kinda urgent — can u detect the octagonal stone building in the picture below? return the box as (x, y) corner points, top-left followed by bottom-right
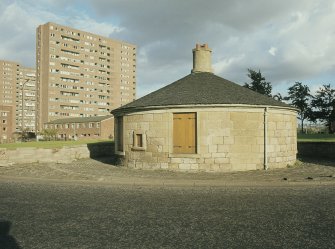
(112, 44), (297, 172)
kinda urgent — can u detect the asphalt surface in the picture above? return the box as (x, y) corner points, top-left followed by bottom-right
(0, 158), (334, 249)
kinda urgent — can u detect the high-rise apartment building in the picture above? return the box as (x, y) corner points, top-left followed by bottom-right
(16, 67), (36, 133)
(0, 60), (36, 141)
(36, 22), (136, 132)
(0, 60), (18, 108)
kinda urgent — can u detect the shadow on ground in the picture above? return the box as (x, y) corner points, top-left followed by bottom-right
(86, 141), (123, 166)
(0, 220), (22, 249)
(298, 157), (335, 167)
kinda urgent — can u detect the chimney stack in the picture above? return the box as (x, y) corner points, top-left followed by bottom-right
(191, 43), (213, 73)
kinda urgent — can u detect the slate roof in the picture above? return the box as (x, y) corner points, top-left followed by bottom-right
(46, 115), (113, 124)
(112, 72), (293, 114)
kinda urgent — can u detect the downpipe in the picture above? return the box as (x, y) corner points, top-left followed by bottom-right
(264, 107), (268, 170)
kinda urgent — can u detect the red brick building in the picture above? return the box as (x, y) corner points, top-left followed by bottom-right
(0, 105), (15, 143)
(44, 115), (113, 140)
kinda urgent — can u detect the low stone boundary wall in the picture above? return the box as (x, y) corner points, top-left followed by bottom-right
(297, 142), (335, 160)
(0, 142), (114, 166)
(1, 142), (332, 166)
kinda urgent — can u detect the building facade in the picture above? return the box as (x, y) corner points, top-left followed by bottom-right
(112, 44), (297, 172)
(0, 105), (15, 143)
(0, 60), (36, 139)
(16, 67), (36, 133)
(0, 60), (18, 114)
(36, 22), (136, 133)
(44, 115), (113, 140)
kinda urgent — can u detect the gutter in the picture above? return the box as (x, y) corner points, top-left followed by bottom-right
(112, 104), (298, 116)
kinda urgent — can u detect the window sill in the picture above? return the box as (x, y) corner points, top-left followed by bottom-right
(169, 153), (200, 158)
(131, 147), (146, 151)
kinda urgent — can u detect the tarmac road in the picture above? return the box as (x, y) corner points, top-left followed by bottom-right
(0, 179), (334, 249)
(0, 158), (334, 248)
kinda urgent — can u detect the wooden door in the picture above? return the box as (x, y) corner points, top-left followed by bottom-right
(173, 113), (196, 154)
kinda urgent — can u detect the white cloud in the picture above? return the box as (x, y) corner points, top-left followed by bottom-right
(213, 54), (245, 75)
(268, 47), (278, 56)
(1, 0), (335, 98)
(0, 1), (123, 67)
(67, 16), (124, 38)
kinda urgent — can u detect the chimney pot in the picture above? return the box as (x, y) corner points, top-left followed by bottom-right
(191, 43), (213, 73)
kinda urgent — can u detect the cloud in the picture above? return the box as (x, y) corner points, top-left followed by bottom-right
(85, 0), (335, 96)
(1, 0), (335, 98)
(66, 16), (124, 38)
(268, 47), (278, 56)
(0, 1), (124, 68)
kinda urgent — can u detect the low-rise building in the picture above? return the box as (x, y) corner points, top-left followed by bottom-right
(0, 105), (15, 143)
(112, 44), (298, 172)
(44, 115), (113, 140)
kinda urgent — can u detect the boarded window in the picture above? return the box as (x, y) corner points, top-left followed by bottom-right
(116, 117), (123, 152)
(173, 113), (196, 154)
(132, 131), (146, 150)
(136, 134), (143, 147)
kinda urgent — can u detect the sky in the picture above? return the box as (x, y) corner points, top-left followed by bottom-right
(0, 0), (335, 97)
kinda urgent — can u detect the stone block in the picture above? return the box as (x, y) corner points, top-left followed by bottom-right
(202, 153), (212, 158)
(179, 163), (191, 170)
(224, 137), (234, 145)
(214, 157), (230, 164)
(199, 145), (209, 154)
(212, 136), (224, 145)
(169, 163), (179, 170)
(212, 152), (227, 158)
(217, 145), (230, 153)
(231, 144), (251, 153)
(142, 114), (154, 122)
(205, 158), (214, 164)
(170, 157), (182, 163)
(182, 158), (197, 164)
(208, 145), (218, 153)
(153, 114), (163, 122)
(138, 122), (150, 131)
(157, 156), (168, 163)
(190, 163), (199, 170)
(160, 163), (169, 169)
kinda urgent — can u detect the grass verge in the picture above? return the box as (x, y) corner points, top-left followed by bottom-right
(0, 139), (113, 150)
(297, 133), (335, 142)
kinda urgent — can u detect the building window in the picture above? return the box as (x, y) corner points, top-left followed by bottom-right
(116, 117), (123, 152)
(173, 113), (197, 154)
(132, 131), (146, 151)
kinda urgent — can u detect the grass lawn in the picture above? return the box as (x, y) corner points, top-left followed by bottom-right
(0, 139), (113, 150)
(297, 133), (335, 142)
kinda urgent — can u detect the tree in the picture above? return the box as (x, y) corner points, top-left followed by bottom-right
(244, 69), (272, 97)
(284, 82), (312, 133)
(310, 84), (335, 133)
(41, 128), (58, 141)
(273, 93), (283, 102)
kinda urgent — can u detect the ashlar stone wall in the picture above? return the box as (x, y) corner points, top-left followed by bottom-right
(119, 107), (297, 172)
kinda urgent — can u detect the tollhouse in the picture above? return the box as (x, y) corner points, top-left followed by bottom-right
(111, 44), (297, 172)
